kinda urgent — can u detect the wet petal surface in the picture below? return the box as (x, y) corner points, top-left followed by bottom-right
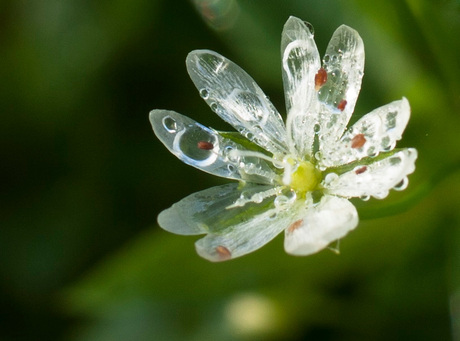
(158, 183), (270, 235)
(320, 98), (411, 168)
(281, 16), (321, 157)
(195, 200), (302, 262)
(284, 195), (358, 256)
(186, 50), (288, 155)
(317, 25), (365, 146)
(323, 148), (418, 199)
(150, 110), (280, 184)
(159, 183), (302, 261)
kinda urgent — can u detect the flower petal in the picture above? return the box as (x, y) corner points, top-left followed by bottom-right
(186, 50), (288, 155)
(284, 195), (358, 256)
(317, 25), (365, 145)
(159, 182), (302, 261)
(281, 16), (321, 157)
(195, 202), (302, 262)
(319, 98), (411, 168)
(150, 110), (280, 184)
(158, 183), (262, 235)
(323, 148), (418, 199)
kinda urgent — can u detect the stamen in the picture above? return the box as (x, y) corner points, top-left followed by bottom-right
(215, 245), (232, 260)
(287, 219), (303, 233)
(351, 134), (366, 149)
(197, 141), (214, 150)
(337, 99), (347, 111)
(355, 166), (367, 175)
(315, 68), (328, 91)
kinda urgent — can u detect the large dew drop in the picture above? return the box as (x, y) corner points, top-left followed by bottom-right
(162, 116), (178, 133)
(173, 124), (218, 167)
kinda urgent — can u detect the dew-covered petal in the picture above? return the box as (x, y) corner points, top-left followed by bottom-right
(159, 182), (301, 261)
(284, 195), (358, 256)
(195, 197), (303, 262)
(323, 148), (418, 199)
(158, 183), (269, 235)
(186, 50), (288, 155)
(281, 16), (321, 157)
(317, 25), (365, 144)
(319, 98), (411, 168)
(150, 109), (280, 184)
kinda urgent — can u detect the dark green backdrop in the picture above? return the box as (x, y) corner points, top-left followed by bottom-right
(1, 0), (459, 340)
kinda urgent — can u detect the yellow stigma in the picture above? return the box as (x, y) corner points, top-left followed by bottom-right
(290, 161), (321, 196)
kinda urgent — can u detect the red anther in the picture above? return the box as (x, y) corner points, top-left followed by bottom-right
(287, 219), (303, 233)
(197, 141), (214, 150)
(215, 245), (232, 260)
(355, 166), (367, 175)
(351, 134), (366, 149)
(315, 68), (328, 91)
(337, 99), (347, 111)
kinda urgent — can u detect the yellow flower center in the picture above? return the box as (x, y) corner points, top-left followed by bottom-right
(290, 161), (321, 196)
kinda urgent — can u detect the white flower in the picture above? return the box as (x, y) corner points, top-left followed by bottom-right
(149, 16), (417, 262)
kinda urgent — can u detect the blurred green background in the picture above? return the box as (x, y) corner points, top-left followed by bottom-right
(1, 0), (460, 340)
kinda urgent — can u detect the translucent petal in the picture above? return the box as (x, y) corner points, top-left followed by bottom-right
(195, 193), (303, 262)
(323, 148), (418, 199)
(158, 183), (268, 235)
(319, 98), (411, 168)
(150, 110), (280, 184)
(284, 195), (358, 256)
(158, 183), (302, 261)
(186, 50), (288, 155)
(317, 25), (365, 145)
(281, 16), (321, 157)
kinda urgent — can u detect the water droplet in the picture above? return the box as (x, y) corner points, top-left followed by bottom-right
(324, 172), (339, 185)
(162, 116), (177, 133)
(380, 136), (391, 150)
(386, 111), (397, 130)
(323, 54), (330, 63)
(314, 123), (321, 134)
(394, 177), (408, 191)
(227, 164), (236, 173)
(175, 125), (218, 166)
(360, 195), (370, 201)
(244, 163), (256, 174)
(224, 145), (239, 163)
(245, 131), (254, 140)
(200, 88), (210, 99)
(268, 212), (277, 220)
(366, 146), (377, 157)
(274, 189), (296, 209)
(315, 151), (322, 160)
(240, 191), (251, 201)
(274, 195), (288, 208)
(389, 157), (402, 166)
(303, 21), (314, 35)
(272, 153), (285, 169)
(252, 193), (263, 203)
(210, 102), (219, 112)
